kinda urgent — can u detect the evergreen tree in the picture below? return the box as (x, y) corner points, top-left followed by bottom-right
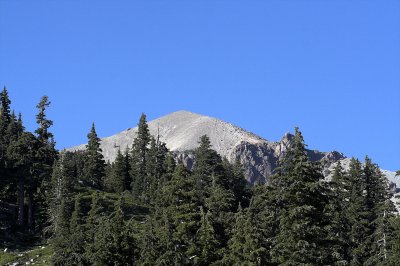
(162, 165), (201, 263)
(49, 155), (75, 236)
(223, 204), (248, 265)
(225, 184), (277, 265)
(6, 132), (39, 227)
(364, 158), (397, 265)
(68, 195), (88, 265)
(346, 158), (370, 265)
(387, 216), (400, 266)
(224, 157), (252, 209)
(0, 86), (12, 140)
(271, 127), (333, 265)
(205, 177), (235, 252)
(85, 192), (105, 264)
(91, 198), (137, 265)
(145, 136), (158, 202)
(231, 185), (282, 265)
(50, 156), (76, 265)
(161, 153), (176, 184)
(328, 160), (352, 264)
(32, 95), (57, 231)
(0, 86), (12, 192)
(83, 123), (105, 189)
(138, 217), (161, 265)
(193, 209), (220, 265)
(123, 148), (132, 190)
(193, 135), (224, 202)
(130, 113), (151, 201)
(107, 149), (130, 193)
(35, 96), (54, 145)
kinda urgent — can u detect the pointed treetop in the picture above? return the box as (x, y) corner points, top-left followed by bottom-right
(0, 86), (11, 123)
(35, 95), (54, 143)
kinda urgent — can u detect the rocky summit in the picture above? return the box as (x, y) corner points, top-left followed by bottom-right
(68, 110), (397, 186)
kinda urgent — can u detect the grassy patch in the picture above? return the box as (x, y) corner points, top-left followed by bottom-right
(0, 245), (52, 266)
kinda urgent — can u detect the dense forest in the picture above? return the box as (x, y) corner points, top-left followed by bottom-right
(0, 86), (400, 265)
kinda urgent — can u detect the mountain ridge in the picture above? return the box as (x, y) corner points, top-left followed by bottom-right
(68, 110), (397, 188)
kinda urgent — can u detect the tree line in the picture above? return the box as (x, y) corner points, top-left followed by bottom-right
(1, 86), (400, 265)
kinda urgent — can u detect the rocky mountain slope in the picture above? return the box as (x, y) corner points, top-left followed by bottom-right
(68, 110), (396, 185)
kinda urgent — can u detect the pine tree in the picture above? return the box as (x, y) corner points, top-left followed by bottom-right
(6, 132), (38, 227)
(130, 141), (142, 200)
(50, 156), (76, 265)
(145, 136), (158, 202)
(107, 149), (130, 193)
(35, 96), (54, 145)
(49, 155), (75, 236)
(0, 86), (12, 140)
(123, 148), (132, 190)
(223, 204), (248, 265)
(328, 160), (352, 264)
(32, 95), (57, 231)
(130, 113), (151, 201)
(346, 157), (370, 265)
(387, 216), (400, 266)
(364, 158), (397, 265)
(91, 198), (137, 265)
(193, 209), (220, 265)
(224, 157), (252, 209)
(0, 111), (21, 203)
(83, 123), (105, 189)
(162, 165), (201, 263)
(205, 176), (235, 253)
(271, 127), (333, 265)
(161, 153), (176, 184)
(138, 217), (160, 265)
(229, 184), (277, 265)
(68, 195), (88, 265)
(193, 135), (224, 202)
(85, 192), (106, 264)
(0, 86), (12, 193)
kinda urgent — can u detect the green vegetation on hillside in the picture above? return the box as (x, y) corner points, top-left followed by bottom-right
(1, 86), (399, 265)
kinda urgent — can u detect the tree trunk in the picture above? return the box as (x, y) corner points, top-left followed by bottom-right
(17, 180), (24, 226)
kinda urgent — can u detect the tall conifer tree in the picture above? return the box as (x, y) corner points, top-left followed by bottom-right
(271, 127), (333, 265)
(130, 113), (151, 200)
(83, 123), (105, 189)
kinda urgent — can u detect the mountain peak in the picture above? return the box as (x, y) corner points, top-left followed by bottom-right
(70, 110), (266, 162)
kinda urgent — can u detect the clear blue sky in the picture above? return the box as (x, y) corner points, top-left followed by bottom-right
(0, 1), (399, 170)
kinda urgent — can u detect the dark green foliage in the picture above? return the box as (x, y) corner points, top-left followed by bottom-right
(163, 164), (201, 261)
(33, 96), (57, 232)
(83, 123), (105, 189)
(224, 184), (277, 265)
(327, 160), (352, 264)
(193, 210), (220, 265)
(106, 149), (131, 193)
(130, 113), (151, 201)
(0, 87), (13, 200)
(271, 127), (333, 265)
(224, 157), (252, 209)
(1, 92), (399, 266)
(387, 216), (400, 265)
(0, 86), (12, 140)
(192, 134), (228, 215)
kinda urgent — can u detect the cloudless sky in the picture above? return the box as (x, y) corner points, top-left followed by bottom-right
(0, 0), (399, 170)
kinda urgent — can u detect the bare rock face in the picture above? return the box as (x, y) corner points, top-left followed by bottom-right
(68, 110), (394, 185)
